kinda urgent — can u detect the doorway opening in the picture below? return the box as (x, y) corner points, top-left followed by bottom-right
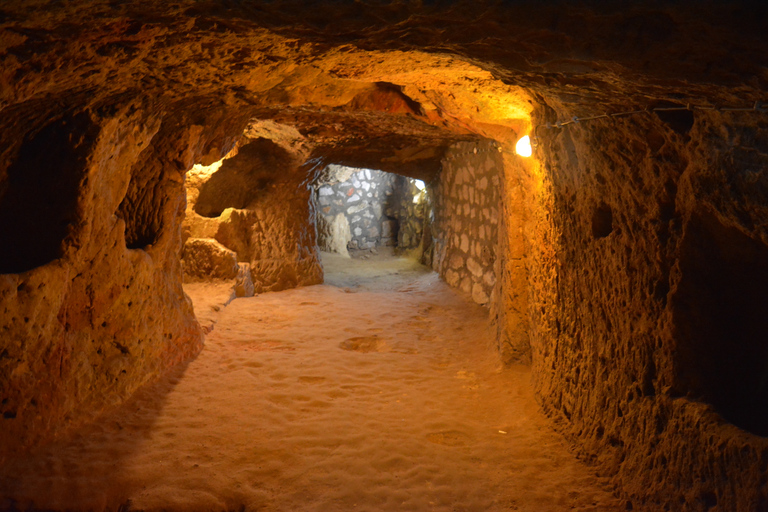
(313, 165), (429, 258)
(312, 164), (434, 291)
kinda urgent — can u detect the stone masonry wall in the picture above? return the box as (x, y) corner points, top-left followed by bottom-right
(432, 140), (502, 306)
(393, 177), (429, 252)
(315, 167), (399, 250)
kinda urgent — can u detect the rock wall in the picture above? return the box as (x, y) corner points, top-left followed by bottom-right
(2, 2), (768, 508)
(183, 138), (323, 293)
(528, 107), (768, 511)
(392, 177), (429, 253)
(432, 140), (502, 307)
(495, 149), (532, 365)
(0, 102), (223, 460)
(315, 167), (399, 251)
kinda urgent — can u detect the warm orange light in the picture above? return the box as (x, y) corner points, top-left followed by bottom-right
(515, 135), (532, 157)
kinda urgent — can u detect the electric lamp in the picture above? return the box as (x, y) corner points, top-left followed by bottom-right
(515, 135), (532, 157)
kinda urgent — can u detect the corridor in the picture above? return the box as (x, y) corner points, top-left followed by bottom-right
(1, 253), (620, 511)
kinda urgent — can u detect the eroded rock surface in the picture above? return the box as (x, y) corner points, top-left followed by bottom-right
(181, 238), (238, 281)
(183, 136), (323, 293)
(317, 213), (352, 257)
(1, 1), (768, 510)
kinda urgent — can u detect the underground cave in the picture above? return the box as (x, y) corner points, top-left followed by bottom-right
(1, 1), (768, 511)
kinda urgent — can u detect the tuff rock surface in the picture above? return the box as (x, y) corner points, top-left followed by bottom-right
(1, 1), (768, 510)
(181, 238), (238, 281)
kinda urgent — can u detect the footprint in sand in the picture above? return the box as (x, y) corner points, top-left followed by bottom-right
(426, 430), (472, 446)
(339, 336), (389, 353)
(298, 376), (326, 384)
(456, 370), (480, 390)
(235, 340), (295, 353)
(343, 327), (384, 334)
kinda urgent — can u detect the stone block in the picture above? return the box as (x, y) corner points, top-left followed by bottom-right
(317, 213), (351, 257)
(472, 283), (489, 305)
(347, 201), (368, 214)
(382, 220), (396, 237)
(460, 234), (469, 253)
(183, 238), (239, 280)
(445, 269), (460, 287)
(449, 252), (464, 270)
(234, 262), (255, 297)
(467, 257), (483, 278)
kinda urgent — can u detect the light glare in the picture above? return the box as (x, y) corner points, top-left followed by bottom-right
(516, 135), (532, 157)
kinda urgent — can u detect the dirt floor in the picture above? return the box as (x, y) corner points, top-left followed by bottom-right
(0, 251), (622, 511)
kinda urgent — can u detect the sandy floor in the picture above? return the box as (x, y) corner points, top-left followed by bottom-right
(0, 252), (622, 511)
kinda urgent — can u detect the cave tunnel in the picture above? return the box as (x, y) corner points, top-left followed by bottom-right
(1, 1), (768, 511)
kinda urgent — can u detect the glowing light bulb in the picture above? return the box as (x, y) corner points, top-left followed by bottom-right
(515, 135), (532, 157)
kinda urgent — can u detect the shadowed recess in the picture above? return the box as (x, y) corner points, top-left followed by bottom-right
(194, 138), (294, 218)
(673, 211), (768, 436)
(0, 113), (98, 273)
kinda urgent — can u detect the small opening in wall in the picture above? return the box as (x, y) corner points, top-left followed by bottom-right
(654, 109), (695, 136)
(119, 157), (165, 250)
(591, 202), (613, 239)
(194, 138), (292, 218)
(0, 113), (98, 273)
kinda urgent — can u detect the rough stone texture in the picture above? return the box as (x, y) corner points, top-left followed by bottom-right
(432, 141), (501, 309)
(528, 109), (768, 512)
(314, 167), (398, 250)
(233, 263), (255, 298)
(496, 153), (532, 365)
(392, 177), (429, 254)
(181, 238), (238, 281)
(183, 137), (324, 294)
(316, 213), (352, 257)
(0, 104), (210, 460)
(2, 1), (768, 509)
